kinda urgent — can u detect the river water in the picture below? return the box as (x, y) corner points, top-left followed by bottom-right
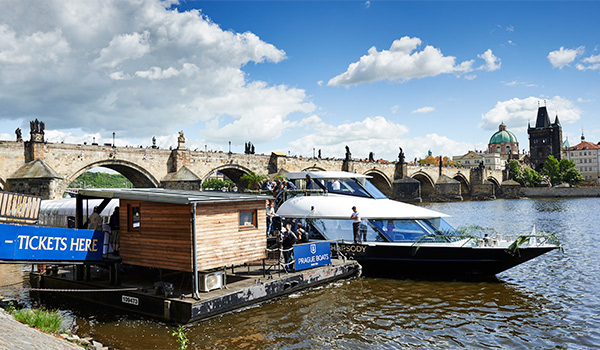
(1, 197), (599, 349)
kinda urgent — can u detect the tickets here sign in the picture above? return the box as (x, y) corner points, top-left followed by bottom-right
(0, 223), (104, 261)
(294, 242), (331, 271)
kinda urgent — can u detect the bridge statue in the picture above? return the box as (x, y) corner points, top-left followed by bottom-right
(29, 119), (45, 142)
(345, 145), (351, 161)
(398, 147), (405, 164)
(177, 131), (185, 149)
(15, 128), (22, 141)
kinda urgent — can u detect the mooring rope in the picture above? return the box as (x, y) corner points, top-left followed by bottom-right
(29, 287), (142, 293)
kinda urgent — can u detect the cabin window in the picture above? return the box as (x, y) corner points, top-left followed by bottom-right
(129, 204), (141, 230)
(239, 210), (257, 229)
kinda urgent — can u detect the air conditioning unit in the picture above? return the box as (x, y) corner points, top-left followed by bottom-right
(199, 271), (224, 292)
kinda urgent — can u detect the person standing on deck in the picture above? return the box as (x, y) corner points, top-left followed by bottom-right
(305, 174), (313, 190)
(109, 206), (120, 254)
(351, 206), (361, 243)
(87, 206), (102, 230)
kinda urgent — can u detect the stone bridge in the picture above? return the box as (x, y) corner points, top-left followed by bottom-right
(0, 129), (508, 201)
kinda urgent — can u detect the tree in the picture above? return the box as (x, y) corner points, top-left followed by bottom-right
(202, 178), (234, 191)
(240, 171), (268, 190)
(541, 155), (584, 186)
(562, 166), (584, 186)
(541, 155), (561, 185)
(508, 159), (523, 185)
(522, 168), (542, 187)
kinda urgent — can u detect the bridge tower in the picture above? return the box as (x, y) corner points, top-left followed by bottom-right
(7, 120), (66, 199)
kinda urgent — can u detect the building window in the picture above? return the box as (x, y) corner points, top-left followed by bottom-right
(128, 204), (141, 230)
(239, 210), (257, 229)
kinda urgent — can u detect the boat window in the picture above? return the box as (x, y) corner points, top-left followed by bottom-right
(239, 210), (257, 229)
(309, 218), (388, 242)
(363, 180), (388, 199)
(317, 179), (372, 198)
(370, 219), (431, 242)
(128, 204), (141, 230)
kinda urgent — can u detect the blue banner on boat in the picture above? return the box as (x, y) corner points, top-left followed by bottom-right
(0, 223), (104, 261)
(294, 242), (331, 271)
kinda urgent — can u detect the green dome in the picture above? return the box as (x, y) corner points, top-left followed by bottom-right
(489, 124), (518, 144)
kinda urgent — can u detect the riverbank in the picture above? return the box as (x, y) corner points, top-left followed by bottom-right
(0, 308), (84, 350)
(521, 186), (600, 198)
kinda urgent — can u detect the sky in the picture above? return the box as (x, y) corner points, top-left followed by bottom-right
(0, 0), (599, 164)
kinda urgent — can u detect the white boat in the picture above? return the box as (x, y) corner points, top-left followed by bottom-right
(276, 171), (560, 278)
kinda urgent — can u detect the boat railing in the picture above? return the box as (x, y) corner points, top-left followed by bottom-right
(264, 238), (347, 275)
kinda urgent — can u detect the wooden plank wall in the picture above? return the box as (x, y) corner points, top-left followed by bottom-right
(119, 199), (193, 272)
(195, 200), (266, 271)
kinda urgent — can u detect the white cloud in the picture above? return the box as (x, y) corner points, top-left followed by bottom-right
(548, 46), (584, 69)
(411, 106), (435, 114)
(477, 49), (501, 71)
(0, 0), (305, 144)
(364, 1), (371, 9)
(502, 80), (537, 88)
(576, 54), (600, 71)
(327, 36), (475, 86)
(287, 115), (474, 161)
(391, 105), (400, 114)
(479, 96), (581, 132)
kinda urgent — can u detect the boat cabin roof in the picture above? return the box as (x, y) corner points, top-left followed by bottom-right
(77, 188), (269, 205)
(277, 194), (449, 220)
(286, 171), (372, 180)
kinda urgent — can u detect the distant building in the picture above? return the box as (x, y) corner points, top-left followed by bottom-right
(453, 151), (504, 170)
(528, 105), (564, 171)
(453, 123), (519, 171)
(565, 132), (600, 184)
(488, 123), (519, 155)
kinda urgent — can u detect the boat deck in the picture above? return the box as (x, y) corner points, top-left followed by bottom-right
(30, 257), (360, 323)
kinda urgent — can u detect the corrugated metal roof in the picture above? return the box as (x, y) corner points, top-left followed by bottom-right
(78, 188), (270, 205)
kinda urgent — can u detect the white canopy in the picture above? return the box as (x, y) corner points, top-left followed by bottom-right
(276, 194), (449, 220)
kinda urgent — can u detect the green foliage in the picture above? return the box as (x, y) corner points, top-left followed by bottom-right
(12, 308), (63, 334)
(202, 178), (234, 191)
(508, 159), (524, 185)
(562, 167), (584, 186)
(5, 301), (16, 314)
(69, 171), (131, 189)
(522, 168), (542, 187)
(240, 171), (268, 190)
(541, 155), (584, 186)
(542, 155), (561, 185)
(172, 325), (189, 350)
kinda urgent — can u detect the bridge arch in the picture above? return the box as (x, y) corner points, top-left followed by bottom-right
(301, 166), (327, 172)
(487, 176), (500, 196)
(204, 164), (253, 190)
(64, 159), (160, 192)
(364, 169), (392, 198)
(453, 173), (470, 199)
(411, 172), (435, 200)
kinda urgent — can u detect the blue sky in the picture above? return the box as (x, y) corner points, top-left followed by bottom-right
(0, 0), (598, 163)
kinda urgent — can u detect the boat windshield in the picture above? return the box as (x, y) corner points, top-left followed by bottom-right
(306, 217), (461, 243)
(313, 178), (387, 199)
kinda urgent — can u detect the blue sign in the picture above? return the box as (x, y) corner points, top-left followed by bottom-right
(294, 242), (331, 271)
(0, 223), (104, 261)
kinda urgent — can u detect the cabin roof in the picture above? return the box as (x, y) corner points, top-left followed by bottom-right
(78, 188), (269, 205)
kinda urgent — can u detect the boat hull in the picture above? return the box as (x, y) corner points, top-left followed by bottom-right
(334, 242), (558, 279)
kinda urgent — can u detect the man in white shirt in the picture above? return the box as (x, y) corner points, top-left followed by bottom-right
(350, 206), (361, 243)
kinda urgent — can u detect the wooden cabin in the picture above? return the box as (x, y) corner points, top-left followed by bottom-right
(76, 189), (268, 273)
